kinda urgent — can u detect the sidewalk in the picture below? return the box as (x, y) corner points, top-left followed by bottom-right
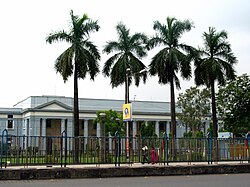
(5, 160), (249, 169)
(1, 161), (250, 180)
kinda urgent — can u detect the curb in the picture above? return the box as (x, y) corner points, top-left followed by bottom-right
(1, 164), (250, 180)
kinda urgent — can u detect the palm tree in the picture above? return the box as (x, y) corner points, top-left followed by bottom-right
(102, 22), (148, 103)
(194, 27), (237, 138)
(46, 10), (100, 163)
(103, 23), (147, 161)
(147, 17), (194, 140)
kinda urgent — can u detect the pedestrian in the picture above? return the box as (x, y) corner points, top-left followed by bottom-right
(151, 146), (157, 164)
(246, 131), (250, 158)
(142, 145), (149, 164)
(246, 131), (250, 148)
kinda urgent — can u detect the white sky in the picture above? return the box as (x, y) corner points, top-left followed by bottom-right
(0, 0), (249, 107)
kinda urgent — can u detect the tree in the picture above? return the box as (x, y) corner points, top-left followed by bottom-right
(147, 17), (195, 139)
(217, 74), (250, 137)
(194, 27), (237, 137)
(102, 22), (148, 102)
(95, 110), (125, 136)
(177, 86), (211, 137)
(140, 121), (156, 138)
(46, 10), (100, 163)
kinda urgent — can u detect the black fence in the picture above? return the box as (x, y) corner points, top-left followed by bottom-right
(1, 131), (250, 168)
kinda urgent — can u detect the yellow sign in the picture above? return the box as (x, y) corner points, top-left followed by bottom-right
(123, 103), (132, 121)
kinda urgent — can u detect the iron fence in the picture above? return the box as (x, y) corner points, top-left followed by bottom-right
(0, 131), (249, 168)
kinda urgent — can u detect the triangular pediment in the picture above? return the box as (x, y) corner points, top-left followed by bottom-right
(34, 100), (72, 111)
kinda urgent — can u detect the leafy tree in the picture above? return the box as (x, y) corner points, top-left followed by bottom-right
(147, 17), (195, 139)
(194, 27), (237, 137)
(140, 121), (156, 138)
(217, 74), (250, 136)
(177, 87), (211, 136)
(95, 110), (125, 136)
(183, 131), (204, 138)
(102, 22), (148, 103)
(46, 10), (100, 163)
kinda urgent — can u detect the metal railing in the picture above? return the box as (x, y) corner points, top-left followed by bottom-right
(0, 129), (249, 168)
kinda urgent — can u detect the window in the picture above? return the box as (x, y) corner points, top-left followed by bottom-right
(81, 120), (84, 129)
(46, 119), (52, 128)
(7, 114), (14, 129)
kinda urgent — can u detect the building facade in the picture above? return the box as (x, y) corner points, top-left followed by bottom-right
(0, 95), (210, 140)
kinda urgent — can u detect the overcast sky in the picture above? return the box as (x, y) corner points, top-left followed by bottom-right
(0, 0), (249, 107)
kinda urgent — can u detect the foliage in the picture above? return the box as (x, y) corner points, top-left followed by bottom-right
(102, 22), (148, 90)
(147, 16), (195, 139)
(217, 74), (250, 136)
(140, 121), (156, 138)
(95, 110), (125, 136)
(183, 131), (204, 138)
(177, 86), (211, 136)
(194, 27), (237, 137)
(46, 10), (100, 82)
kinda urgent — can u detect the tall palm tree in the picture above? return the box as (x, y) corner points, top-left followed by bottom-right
(147, 17), (194, 140)
(102, 22), (148, 103)
(194, 27), (237, 138)
(46, 10), (100, 163)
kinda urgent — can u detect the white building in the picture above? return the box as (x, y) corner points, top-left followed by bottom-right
(0, 95), (211, 139)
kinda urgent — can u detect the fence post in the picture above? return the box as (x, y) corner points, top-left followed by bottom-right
(61, 130), (67, 167)
(1, 129), (8, 168)
(114, 131), (120, 167)
(207, 132), (213, 164)
(162, 132), (169, 165)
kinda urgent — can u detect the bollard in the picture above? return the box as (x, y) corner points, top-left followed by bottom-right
(114, 131), (121, 167)
(60, 130), (67, 167)
(1, 129), (8, 168)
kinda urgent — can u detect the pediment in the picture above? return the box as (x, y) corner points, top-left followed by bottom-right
(34, 100), (72, 111)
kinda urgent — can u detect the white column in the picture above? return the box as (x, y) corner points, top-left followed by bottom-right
(133, 121), (137, 137)
(42, 118), (46, 136)
(166, 121), (170, 137)
(42, 118), (46, 152)
(84, 120), (88, 137)
(61, 119), (65, 133)
(132, 121), (137, 150)
(84, 120), (89, 150)
(109, 132), (112, 153)
(67, 119), (73, 137)
(96, 122), (100, 137)
(155, 121), (160, 137)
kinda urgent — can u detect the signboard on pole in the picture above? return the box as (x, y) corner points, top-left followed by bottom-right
(123, 103), (132, 121)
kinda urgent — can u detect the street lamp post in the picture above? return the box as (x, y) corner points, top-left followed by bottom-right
(125, 68), (130, 162)
(99, 112), (106, 163)
(124, 68), (147, 162)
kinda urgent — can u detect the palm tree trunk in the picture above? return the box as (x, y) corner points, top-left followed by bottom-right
(73, 64), (80, 163)
(211, 80), (219, 162)
(125, 73), (129, 104)
(170, 77), (177, 160)
(210, 81), (218, 137)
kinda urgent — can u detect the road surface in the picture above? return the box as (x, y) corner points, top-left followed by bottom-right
(0, 174), (250, 187)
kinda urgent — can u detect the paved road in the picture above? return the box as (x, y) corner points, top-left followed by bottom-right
(0, 174), (250, 187)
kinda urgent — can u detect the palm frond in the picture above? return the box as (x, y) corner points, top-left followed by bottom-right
(103, 41), (121, 54)
(54, 47), (74, 82)
(46, 31), (71, 44)
(82, 40), (101, 61)
(102, 53), (121, 76)
(146, 37), (164, 50)
(47, 10), (100, 82)
(103, 22), (147, 88)
(110, 55), (127, 88)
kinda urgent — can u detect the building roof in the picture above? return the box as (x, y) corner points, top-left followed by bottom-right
(11, 95), (177, 115)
